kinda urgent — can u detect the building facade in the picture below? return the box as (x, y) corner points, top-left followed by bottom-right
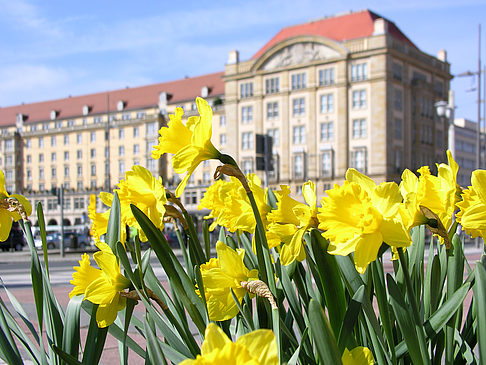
(0, 10), (452, 225)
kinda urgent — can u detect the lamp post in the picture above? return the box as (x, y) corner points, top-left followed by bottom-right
(435, 90), (456, 158)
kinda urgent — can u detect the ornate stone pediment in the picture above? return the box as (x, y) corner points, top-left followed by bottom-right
(261, 42), (341, 70)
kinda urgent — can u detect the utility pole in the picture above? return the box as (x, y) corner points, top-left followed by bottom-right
(60, 184), (65, 257)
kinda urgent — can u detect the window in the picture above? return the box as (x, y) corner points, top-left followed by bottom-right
(352, 90), (367, 109)
(94, 116), (103, 124)
(219, 115), (226, 127)
(184, 191), (198, 205)
(320, 94), (334, 113)
(320, 122), (334, 141)
(393, 63), (403, 81)
(51, 167), (56, 178)
(351, 63), (368, 81)
(292, 98), (305, 116)
(266, 102), (278, 119)
(241, 106), (253, 124)
(90, 180), (97, 189)
(241, 132), (253, 150)
(105, 146), (110, 158)
(118, 146), (125, 156)
(291, 73), (306, 90)
(265, 77), (280, 94)
(90, 164), (96, 176)
(64, 166), (69, 178)
(26, 155), (31, 164)
(119, 161), (125, 175)
(147, 122), (157, 137)
(136, 111), (146, 119)
(351, 148), (367, 173)
(293, 125), (306, 144)
(220, 134), (226, 146)
(77, 150), (82, 159)
(89, 149), (96, 158)
(27, 169), (32, 181)
(352, 119), (367, 139)
(62, 151), (68, 161)
(119, 129), (124, 139)
(74, 197), (85, 209)
(67, 119), (75, 127)
(64, 135), (69, 145)
(293, 154), (304, 179)
(242, 160), (252, 175)
(321, 151), (333, 177)
(5, 140), (12, 151)
(26, 139), (31, 149)
(63, 198), (71, 210)
(319, 68), (335, 86)
(51, 136), (56, 147)
(39, 154), (44, 163)
(90, 132), (96, 142)
(5, 156), (12, 166)
(133, 144), (140, 154)
(133, 126), (139, 137)
(47, 199), (56, 211)
(203, 172), (211, 183)
(240, 82), (253, 98)
(39, 168), (44, 180)
(394, 149), (402, 172)
(77, 165), (82, 177)
(51, 152), (56, 162)
(267, 128), (279, 147)
(394, 89), (403, 111)
(38, 137), (44, 148)
(77, 181), (83, 190)
(76, 133), (82, 144)
(394, 118), (402, 140)
(133, 159), (140, 166)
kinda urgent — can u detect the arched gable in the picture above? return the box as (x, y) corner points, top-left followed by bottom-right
(252, 35), (348, 72)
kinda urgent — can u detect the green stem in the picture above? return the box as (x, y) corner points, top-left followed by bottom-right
(397, 249), (430, 365)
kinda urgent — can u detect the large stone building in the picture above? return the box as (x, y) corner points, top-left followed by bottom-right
(0, 10), (452, 225)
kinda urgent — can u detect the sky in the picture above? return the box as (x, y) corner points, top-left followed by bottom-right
(0, 0), (485, 121)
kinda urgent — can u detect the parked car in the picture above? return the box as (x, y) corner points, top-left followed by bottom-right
(34, 231), (93, 250)
(0, 222), (26, 251)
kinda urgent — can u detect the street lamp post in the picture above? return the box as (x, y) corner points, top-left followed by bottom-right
(435, 90), (456, 158)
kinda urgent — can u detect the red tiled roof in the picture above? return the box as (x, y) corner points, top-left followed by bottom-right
(252, 10), (416, 60)
(0, 71), (224, 127)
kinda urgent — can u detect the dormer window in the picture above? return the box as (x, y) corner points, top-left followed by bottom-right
(159, 92), (167, 104)
(82, 105), (91, 116)
(201, 86), (209, 98)
(50, 110), (58, 120)
(117, 100), (125, 111)
(16, 113), (24, 123)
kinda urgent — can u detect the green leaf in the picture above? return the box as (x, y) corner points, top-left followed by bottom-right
(386, 273), (428, 365)
(308, 299), (342, 365)
(202, 220), (211, 261)
(106, 192), (121, 252)
(144, 314), (168, 365)
(473, 261), (486, 362)
(0, 303), (22, 365)
(62, 295), (83, 361)
(52, 345), (83, 365)
(37, 202), (50, 277)
(309, 229), (346, 335)
(81, 303), (108, 365)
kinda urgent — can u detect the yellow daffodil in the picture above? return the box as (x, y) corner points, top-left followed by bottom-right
(89, 166), (166, 243)
(198, 179), (239, 231)
(342, 347), (374, 365)
(266, 181), (319, 265)
(179, 323), (278, 365)
(199, 174), (271, 234)
(0, 170), (32, 241)
(400, 150), (460, 234)
(457, 170), (486, 241)
(318, 169), (411, 274)
(116, 165), (167, 241)
(199, 241), (258, 321)
(70, 241), (130, 328)
(152, 97), (221, 197)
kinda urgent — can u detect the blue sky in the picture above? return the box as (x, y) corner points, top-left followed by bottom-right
(0, 0), (485, 121)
